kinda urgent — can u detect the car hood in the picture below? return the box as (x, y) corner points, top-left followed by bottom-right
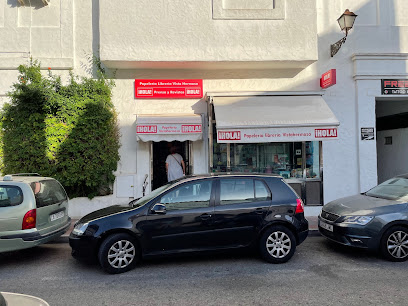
(323, 194), (408, 216)
(79, 204), (134, 223)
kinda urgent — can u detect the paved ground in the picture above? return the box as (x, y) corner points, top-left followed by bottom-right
(1, 235), (407, 306)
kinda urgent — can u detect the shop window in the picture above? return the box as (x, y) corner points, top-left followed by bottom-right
(210, 121), (323, 205)
(305, 141), (320, 179)
(212, 138), (321, 180)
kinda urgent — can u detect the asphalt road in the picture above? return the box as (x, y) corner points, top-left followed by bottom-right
(0, 236), (407, 306)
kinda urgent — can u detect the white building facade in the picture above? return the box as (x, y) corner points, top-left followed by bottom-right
(1, 0), (408, 218)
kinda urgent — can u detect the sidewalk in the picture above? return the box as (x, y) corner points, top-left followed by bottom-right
(60, 216), (319, 242)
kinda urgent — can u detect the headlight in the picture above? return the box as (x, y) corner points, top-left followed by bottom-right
(342, 216), (373, 225)
(72, 222), (89, 236)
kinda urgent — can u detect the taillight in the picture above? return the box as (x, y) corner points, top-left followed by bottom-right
(295, 199), (304, 214)
(22, 209), (36, 230)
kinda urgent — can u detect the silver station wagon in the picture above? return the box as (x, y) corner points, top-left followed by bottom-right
(0, 174), (71, 253)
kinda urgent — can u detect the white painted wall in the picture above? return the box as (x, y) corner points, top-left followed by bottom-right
(1, 0), (408, 218)
(377, 128), (408, 183)
(99, 0), (318, 67)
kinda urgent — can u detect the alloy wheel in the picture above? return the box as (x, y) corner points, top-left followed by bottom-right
(266, 231), (292, 259)
(107, 240), (136, 269)
(387, 231), (408, 259)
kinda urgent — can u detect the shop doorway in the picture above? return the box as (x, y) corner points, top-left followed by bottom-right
(152, 141), (190, 190)
(376, 99), (408, 183)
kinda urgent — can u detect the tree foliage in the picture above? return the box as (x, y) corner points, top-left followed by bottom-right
(0, 59), (120, 198)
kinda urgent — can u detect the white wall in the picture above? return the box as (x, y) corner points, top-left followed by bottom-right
(99, 0), (318, 67)
(2, 0), (408, 217)
(377, 128), (408, 183)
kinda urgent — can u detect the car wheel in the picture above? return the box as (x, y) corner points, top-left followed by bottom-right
(380, 226), (408, 262)
(259, 225), (296, 264)
(98, 233), (140, 274)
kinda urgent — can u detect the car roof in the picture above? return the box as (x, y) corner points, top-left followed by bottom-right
(172, 173), (282, 183)
(0, 174), (55, 184)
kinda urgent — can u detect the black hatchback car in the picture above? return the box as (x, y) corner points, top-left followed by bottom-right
(69, 174), (308, 274)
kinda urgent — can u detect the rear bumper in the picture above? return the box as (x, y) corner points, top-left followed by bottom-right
(318, 216), (379, 250)
(294, 214), (309, 245)
(0, 218), (71, 253)
(297, 229), (309, 245)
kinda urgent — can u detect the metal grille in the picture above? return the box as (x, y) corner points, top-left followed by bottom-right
(320, 210), (340, 222)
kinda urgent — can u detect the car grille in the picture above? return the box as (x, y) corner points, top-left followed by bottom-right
(320, 210), (340, 222)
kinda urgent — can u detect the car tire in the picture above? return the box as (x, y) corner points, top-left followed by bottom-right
(98, 233), (140, 274)
(380, 226), (408, 262)
(259, 225), (296, 264)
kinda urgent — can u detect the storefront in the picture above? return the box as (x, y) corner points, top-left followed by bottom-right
(136, 113), (204, 190)
(207, 92), (339, 205)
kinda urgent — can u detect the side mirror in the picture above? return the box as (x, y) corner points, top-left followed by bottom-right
(151, 203), (167, 215)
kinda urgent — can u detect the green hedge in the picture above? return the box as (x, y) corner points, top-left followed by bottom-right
(0, 59), (120, 198)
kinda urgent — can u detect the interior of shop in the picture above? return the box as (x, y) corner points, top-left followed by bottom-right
(376, 99), (408, 183)
(152, 141), (190, 189)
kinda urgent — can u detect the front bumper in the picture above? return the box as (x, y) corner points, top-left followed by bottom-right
(318, 216), (379, 250)
(69, 233), (99, 261)
(0, 218), (71, 253)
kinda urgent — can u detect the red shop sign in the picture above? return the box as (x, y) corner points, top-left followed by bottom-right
(135, 79), (203, 99)
(315, 128), (337, 138)
(320, 69), (336, 89)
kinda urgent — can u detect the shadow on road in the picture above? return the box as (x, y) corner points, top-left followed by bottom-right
(0, 245), (61, 267)
(140, 248), (258, 267)
(320, 238), (380, 260)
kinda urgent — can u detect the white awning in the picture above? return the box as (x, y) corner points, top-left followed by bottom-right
(212, 95), (339, 143)
(136, 113), (203, 142)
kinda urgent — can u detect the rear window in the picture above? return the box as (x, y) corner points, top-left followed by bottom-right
(30, 180), (67, 208)
(0, 186), (23, 207)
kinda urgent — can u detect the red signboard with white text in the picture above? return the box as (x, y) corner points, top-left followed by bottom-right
(217, 127), (338, 143)
(137, 124), (202, 134)
(135, 79), (203, 99)
(320, 69), (336, 89)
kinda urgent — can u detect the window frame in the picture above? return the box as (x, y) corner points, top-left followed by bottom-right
(151, 179), (216, 212)
(31, 179), (68, 208)
(0, 185), (24, 207)
(215, 177), (272, 206)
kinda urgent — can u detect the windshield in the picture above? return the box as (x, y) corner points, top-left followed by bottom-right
(132, 183), (173, 207)
(365, 177), (408, 200)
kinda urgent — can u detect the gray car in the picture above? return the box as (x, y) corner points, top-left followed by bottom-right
(0, 174), (71, 253)
(318, 174), (408, 261)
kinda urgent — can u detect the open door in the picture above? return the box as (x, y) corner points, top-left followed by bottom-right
(152, 141), (190, 190)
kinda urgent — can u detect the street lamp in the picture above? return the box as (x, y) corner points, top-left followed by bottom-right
(330, 9), (358, 57)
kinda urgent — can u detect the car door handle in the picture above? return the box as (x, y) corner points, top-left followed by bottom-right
(255, 208), (265, 214)
(200, 214), (212, 220)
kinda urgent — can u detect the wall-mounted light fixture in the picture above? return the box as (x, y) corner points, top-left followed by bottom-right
(330, 9), (358, 57)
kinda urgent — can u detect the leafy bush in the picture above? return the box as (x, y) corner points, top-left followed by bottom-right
(0, 59), (120, 198)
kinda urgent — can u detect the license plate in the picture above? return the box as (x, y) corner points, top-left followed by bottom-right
(319, 220), (333, 232)
(50, 211), (64, 222)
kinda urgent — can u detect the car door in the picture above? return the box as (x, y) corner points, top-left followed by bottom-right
(211, 177), (272, 247)
(142, 179), (215, 255)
